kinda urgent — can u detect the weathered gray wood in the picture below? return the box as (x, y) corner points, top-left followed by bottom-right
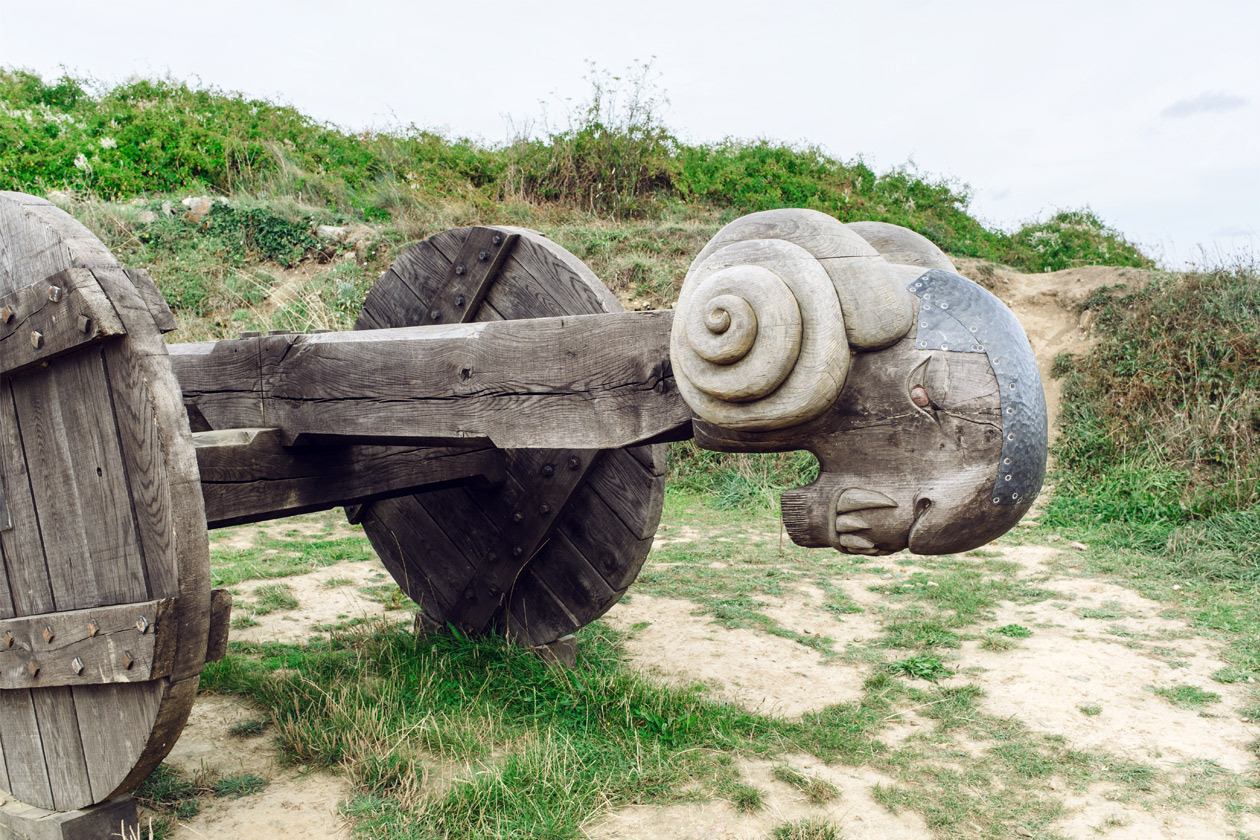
(349, 225), (667, 644)
(0, 792), (137, 840)
(0, 191), (211, 811)
(845, 221), (957, 272)
(123, 268), (178, 333)
(170, 311), (690, 450)
(205, 589), (232, 663)
(0, 599), (175, 689)
(0, 268), (125, 378)
(194, 427), (505, 528)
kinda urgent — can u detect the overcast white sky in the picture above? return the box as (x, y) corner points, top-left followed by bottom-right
(2, 0), (1256, 267)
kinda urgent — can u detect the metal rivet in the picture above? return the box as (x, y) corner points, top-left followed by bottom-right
(478, 250), (490, 262)
(430, 309), (441, 321)
(1007, 407), (1013, 414)
(1007, 433), (1015, 441)
(136, 616), (149, 634)
(78, 314), (92, 333)
(940, 302), (949, 309)
(1004, 458), (1012, 465)
(0, 305), (12, 323)
(941, 344), (949, 350)
(541, 464), (555, 478)
(539, 504), (551, 515)
(87, 619), (99, 637)
(27, 661), (39, 678)
(993, 497), (1001, 504)
(920, 322), (927, 328)
(969, 326), (977, 332)
(454, 264), (466, 275)
(513, 546), (523, 557)
(568, 457), (580, 470)
(1012, 493), (1020, 500)
(919, 341), (927, 348)
(512, 512), (524, 523)
(121, 651), (134, 670)
(492, 233), (503, 245)
(1005, 475), (1012, 481)
(3, 631), (12, 648)
(1009, 383), (1016, 390)
(42, 626), (53, 644)
(47, 286), (61, 302)
(30, 331), (43, 349)
(71, 657), (83, 676)
(455, 294), (466, 307)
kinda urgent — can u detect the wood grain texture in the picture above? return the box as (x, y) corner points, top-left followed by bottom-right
(0, 268), (125, 378)
(0, 599), (175, 689)
(0, 191), (210, 811)
(689, 209), (914, 350)
(122, 269), (178, 334)
(845, 221), (956, 273)
(194, 427), (504, 528)
(672, 238), (849, 431)
(169, 312), (689, 450)
(352, 226), (666, 644)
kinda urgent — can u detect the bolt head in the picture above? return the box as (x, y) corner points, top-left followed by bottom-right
(513, 546), (523, 557)
(121, 651), (135, 670)
(71, 657), (84, 675)
(512, 512), (524, 523)
(27, 661), (39, 678)
(47, 285), (61, 302)
(78, 314), (92, 333)
(478, 249), (490, 262)
(541, 464), (555, 478)
(492, 233), (503, 245)
(0, 305), (12, 323)
(539, 504), (551, 515)
(455, 264), (466, 275)
(42, 626), (53, 644)
(136, 616), (149, 634)
(455, 294), (466, 307)
(430, 308), (441, 321)
(87, 619), (99, 637)
(30, 331), (43, 350)
(567, 457), (580, 470)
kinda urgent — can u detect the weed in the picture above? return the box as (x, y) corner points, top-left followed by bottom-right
(771, 763), (839, 803)
(213, 773), (268, 799)
(769, 817), (841, 840)
(886, 656), (951, 682)
(1153, 684), (1221, 709)
(729, 782), (764, 812)
(252, 583), (299, 615)
(228, 717), (270, 738)
(992, 623), (1033, 638)
(1079, 705), (1103, 716)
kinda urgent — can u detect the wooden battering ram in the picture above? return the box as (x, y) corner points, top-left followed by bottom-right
(0, 191), (1047, 816)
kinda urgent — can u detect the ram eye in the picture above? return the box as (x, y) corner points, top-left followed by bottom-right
(907, 353), (951, 416)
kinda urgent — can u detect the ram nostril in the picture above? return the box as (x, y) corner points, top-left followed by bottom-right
(914, 497), (932, 519)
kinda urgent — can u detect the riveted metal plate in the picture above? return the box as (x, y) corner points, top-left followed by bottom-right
(908, 269), (1047, 505)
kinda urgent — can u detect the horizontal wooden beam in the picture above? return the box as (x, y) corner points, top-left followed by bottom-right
(0, 268), (126, 377)
(170, 310), (693, 450)
(0, 599), (174, 689)
(194, 427), (506, 528)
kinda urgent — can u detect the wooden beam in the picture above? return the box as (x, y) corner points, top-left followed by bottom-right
(0, 599), (174, 689)
(170, 310), (692, 450)
(194, 427), (507, 528)
(0, 268), (126, 377)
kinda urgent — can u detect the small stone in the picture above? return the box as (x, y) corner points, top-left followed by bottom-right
(181, 195), (214, 221)
(1172, 584), (1181, 591)
(1069, 541), (1088, 551)
(1068, 674), (1091, 682)
(1047, 534), (1062, 542)
(136, 210), (157, 224)
(926, 581), (939, 587)
(316, 224), (350, 242)
(881, 574), (892, 580)
(161, 201), (175, 216)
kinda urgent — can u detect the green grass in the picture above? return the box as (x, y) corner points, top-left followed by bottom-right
(251, 583), (299, 615)
(770, 817), (841, 840)
(1153, 684), (1222, 709)
(771, 763), (839, 804)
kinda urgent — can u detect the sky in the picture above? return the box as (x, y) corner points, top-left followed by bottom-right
(1, 0), (1256, 268)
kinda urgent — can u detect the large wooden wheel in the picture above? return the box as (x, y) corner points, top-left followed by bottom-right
(0, 193), (211, 810)
(354, 226), (665, 645)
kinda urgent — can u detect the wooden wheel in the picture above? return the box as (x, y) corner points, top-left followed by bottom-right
(0, 193), (211, 810)
(354, 226), (665, 645)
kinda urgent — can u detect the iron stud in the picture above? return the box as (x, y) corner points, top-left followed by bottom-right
(478, 249), (490, 262)
(492, 233), (503, 245)
(513, 546), (523, 557)
(136, 616), (149, 634)
(454, 264), (466, 275)
(121, 651), (135, 670)
(78, 314), (92, 333)
(87, 619), (99, 637)
(455, 294), (466, 307)
(512, 512), (523, 523)
(30, 331), (43, 349)
(539, 504), (551, 515)
(27, 661), (39, 678)
(0, 305), (12, 323)
(3, 631), (12, 648)
(42, 625), (53, 644)
(567, 457), (580, 470)
(47, 285), (61, 303)
(541, 464), (555, 478)
(430, 308), (441, 321)
(71, 657), (83, 676)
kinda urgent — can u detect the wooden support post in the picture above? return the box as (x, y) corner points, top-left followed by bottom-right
(169, 310), (693, 451)
(0, 793), (137, 840)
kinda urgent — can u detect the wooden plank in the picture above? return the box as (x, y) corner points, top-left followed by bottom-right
(555, 471), (655, 590)
(0, 689), (53, 806)
(0, 269), (126, 378)
(169, 311), (690, 450)
(31, 687), (91, 810)
(425, 228), (518, 324)
(195, 428), (504, 528)
(9, 349), (146, 611)
(205, 589), (232, 663)
(123, 268), (178, 333)
(73, 679), (163, 803)
(0, 378), (58, 617)
(167, 338), (264, 431)
(0, 599), (174, 688)
(504, 570), (581, 647)
(527, 530), (617, 618)
(584, 447), (667, 540)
